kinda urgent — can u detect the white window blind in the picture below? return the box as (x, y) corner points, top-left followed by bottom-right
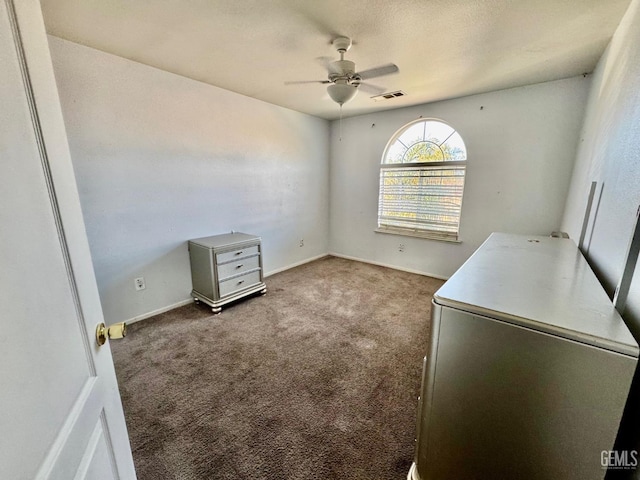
(377, 119), (467, 241)
(378, 161), (466, 239)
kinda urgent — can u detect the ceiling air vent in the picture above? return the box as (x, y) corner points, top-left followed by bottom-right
(372, 90), (406, 101)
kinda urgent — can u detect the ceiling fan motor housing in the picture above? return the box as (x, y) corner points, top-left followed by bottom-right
(329, 60), (356, 80)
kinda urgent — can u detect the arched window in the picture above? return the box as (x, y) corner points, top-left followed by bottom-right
(377, 119), (467, 241)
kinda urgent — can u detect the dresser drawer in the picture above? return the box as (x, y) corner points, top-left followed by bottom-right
(216, 245), (259, 264)
(217, 254), (260, 280)
(218, 270), (262, 298)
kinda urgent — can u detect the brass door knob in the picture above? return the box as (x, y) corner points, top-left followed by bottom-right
(96, 322), (127, 346)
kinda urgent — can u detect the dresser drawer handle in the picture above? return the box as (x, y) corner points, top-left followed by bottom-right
(237, 280), (245, 285)
(236, 264), (243, 269)
(235, 251), (243, 255)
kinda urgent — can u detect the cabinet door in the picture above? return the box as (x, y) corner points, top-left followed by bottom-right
(418, 306), (635, 480)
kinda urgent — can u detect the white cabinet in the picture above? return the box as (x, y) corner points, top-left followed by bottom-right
(188, 232), (266, 313)
(410, 233), (639, 480)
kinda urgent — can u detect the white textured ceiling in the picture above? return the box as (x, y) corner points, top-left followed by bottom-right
(41, 0), (631, 120)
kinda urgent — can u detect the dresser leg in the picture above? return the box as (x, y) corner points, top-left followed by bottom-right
(211, 306), (222, 314)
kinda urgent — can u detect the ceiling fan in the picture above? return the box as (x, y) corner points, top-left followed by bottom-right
(285, 36), (399, 106)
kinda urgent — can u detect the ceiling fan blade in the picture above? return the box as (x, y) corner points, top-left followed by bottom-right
(356, 63), (399, 80)
(357, 82), (387, 95)
(284, 80), (331, 85)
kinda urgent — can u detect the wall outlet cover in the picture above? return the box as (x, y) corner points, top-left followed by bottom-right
(134, 277), (146, 291)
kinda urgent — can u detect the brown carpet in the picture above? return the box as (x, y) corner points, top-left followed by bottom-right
(111, 256), (444, 479)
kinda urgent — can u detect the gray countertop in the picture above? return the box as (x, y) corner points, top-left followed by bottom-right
(434, 232), (638, 357)
(189, 232), (260, 249)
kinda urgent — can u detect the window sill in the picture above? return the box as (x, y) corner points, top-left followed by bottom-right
(374, 227), (462, 243)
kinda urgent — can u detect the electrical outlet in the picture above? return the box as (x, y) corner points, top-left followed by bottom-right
(134, 277), (146, 291)
(398, 244), (405, 252)
(299, 239), (304, 247)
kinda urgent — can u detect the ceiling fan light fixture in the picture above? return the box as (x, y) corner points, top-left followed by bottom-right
(327, 83), (358, 105)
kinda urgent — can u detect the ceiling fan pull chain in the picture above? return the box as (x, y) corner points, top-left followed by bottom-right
(339, 104), (343, 141)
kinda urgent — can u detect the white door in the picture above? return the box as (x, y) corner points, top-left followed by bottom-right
(0, 1), (136, 479)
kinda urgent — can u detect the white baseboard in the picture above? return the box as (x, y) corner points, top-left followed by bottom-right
(123, 254), (330, 325)
(124, 298), (193, 325)
(264, 253), (329, 277)
(123, 253), (443, 325)
(328, 252), (450, 280)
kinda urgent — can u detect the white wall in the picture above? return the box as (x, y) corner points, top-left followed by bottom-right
(48, 37), (330, 325)
(561, 0), (640, 333)
(329, 77), (590, 278)
(560, 0), (640, 463)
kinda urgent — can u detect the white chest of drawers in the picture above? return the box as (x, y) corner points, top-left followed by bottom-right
(188, 232), (266, 313)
